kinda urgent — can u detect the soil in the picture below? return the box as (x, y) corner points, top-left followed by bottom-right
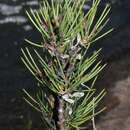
(96, 53), (130, 130)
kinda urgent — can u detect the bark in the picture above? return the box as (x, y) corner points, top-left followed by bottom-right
(53, 95), (65, 130)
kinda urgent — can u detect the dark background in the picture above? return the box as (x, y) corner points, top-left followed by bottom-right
(0, 0), (130, 130)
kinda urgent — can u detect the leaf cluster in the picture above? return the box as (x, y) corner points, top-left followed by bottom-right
(21, 0), (112, 130)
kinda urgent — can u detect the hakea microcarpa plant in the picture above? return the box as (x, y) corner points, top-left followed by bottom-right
(21, 0), (112, 130)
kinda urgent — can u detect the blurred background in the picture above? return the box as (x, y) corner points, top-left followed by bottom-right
(0, 0), (130, 130)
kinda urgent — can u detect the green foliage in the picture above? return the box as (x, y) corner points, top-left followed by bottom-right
(21, 0), (112, 130)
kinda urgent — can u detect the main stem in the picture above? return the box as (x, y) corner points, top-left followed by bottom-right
(54, 95), (65, 130)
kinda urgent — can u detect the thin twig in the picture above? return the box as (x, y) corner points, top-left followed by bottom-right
(92, 97), (97, 130)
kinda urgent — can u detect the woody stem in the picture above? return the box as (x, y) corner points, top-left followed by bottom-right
(54, 95), (65, 130)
